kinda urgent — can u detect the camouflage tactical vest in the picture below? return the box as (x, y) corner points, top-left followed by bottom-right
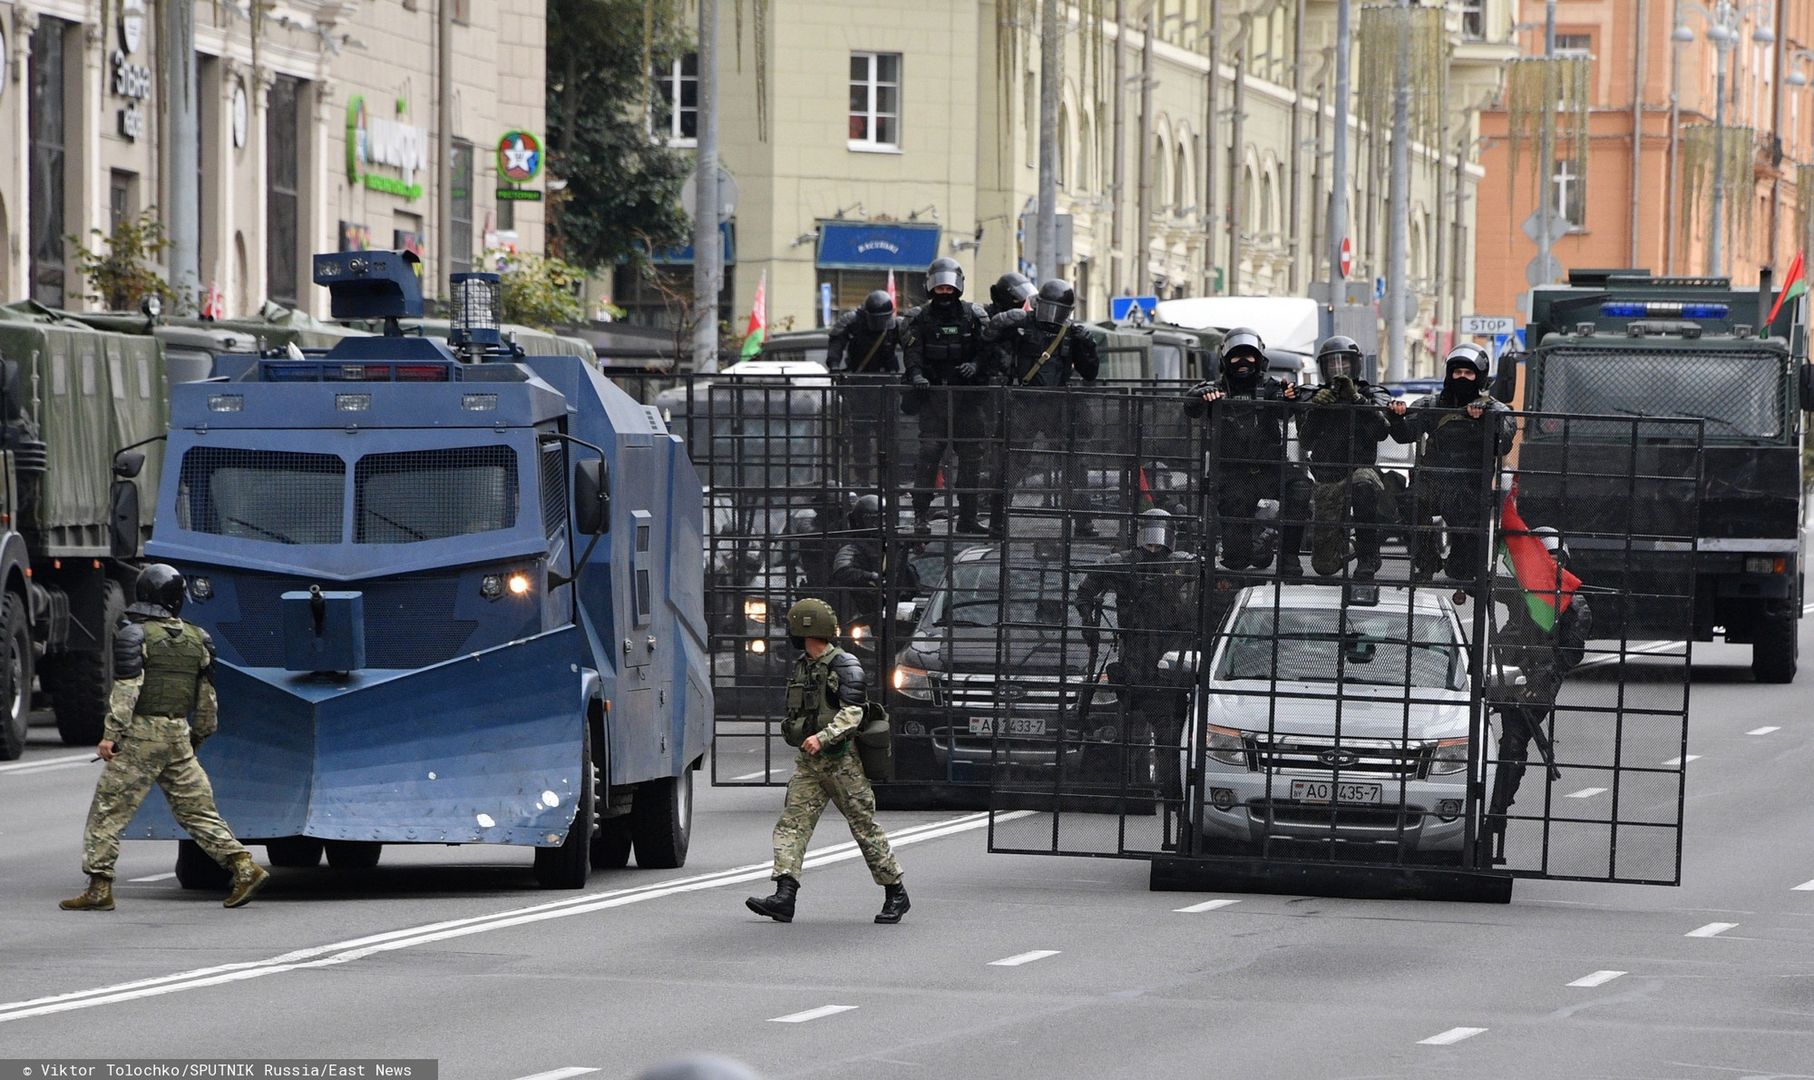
(781, 648), (847, 751)
(133, 619), (210, 718)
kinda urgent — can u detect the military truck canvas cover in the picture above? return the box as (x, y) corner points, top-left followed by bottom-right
(0, 306), (166, 552)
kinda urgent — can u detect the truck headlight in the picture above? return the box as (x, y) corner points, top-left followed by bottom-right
(892, 665), (935, 701)
(744, 597), (769, 622)
(1207, 724), (1247, 767)
(1744, 556), (1786, 575)
(1429, 738), (1469, 775)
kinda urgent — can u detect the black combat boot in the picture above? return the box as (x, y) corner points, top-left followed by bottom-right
(1354, 550), (1383, 580)
(955, 494), (987, 535)
(875, 881), (910, 924)
(745, 875), (798, 923)
(1276, 526), (1305, 578)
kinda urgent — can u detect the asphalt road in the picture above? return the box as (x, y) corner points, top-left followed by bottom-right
(3, 614), (1813, 1080)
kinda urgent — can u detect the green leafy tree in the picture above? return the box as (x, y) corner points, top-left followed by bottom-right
(491, 250), (587, 330)
(547, 0), (692, 272)
(70, 209), (183, 313)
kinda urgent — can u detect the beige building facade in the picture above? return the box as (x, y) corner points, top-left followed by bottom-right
(623, 0), (1517, 376)
(1, 0), (547, 318)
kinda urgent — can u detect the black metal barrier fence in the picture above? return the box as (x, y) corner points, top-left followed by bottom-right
(619, 372), (1701, 887)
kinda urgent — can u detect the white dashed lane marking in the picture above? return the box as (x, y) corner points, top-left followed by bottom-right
(1662, 755), (1700, 766)
(0, 753), (95, 775)
(989, 950), (1060, 967)
(1564, 787), (1606, 799)
(507, 1069), (600, 1080)
(769, 1005), (859, 1024)
(1686, 922), (1738, 938)
(1419, 1027), (1486, 1046)
(1746, 726), (1781, 736)
(127, 873), (176, 883)
(1793, 879), (1814, 892)
(1567, 970), (1627, 988)
(1174, 898), (1242, 913)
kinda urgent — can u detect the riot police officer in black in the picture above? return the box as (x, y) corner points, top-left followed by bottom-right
(1298, 335), (1406, 579)
(902, 259), (992, 535)
(983, 279), (1101, 536)
(1388, 343), (1514, 582)
(984, 272), (1037, 317)
(1184, 328), (1312, 575)
(828, 291), (904, 488)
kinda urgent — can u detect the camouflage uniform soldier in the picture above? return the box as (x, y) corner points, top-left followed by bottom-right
(61, 565), (269, 911)
(746, 598), (908, 925)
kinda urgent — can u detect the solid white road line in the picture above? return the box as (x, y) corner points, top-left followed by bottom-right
(768, 1005), (858, 1024)
(0, 753), (96, 775)
(728, 770), (772, 782)
(507, 1069), (601, 1080)
(0, 810), (1027, 1024)
(1662, 755), (1700, 766)
(1792, 879), (1814, 892)
(126, 873), (176, 883)
(1686, 922), (1738, 938)
(1567, 970), (1627, 988)
(1563, 787), (1607, 799)
(1746, 726), (1781, 736)
(1174, 898), (1242, 913)
(988, 950), (1060, 967)
(1418, 1027), (1486, 1046)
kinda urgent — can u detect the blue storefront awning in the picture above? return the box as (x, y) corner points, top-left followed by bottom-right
(815, 221), (943, 271)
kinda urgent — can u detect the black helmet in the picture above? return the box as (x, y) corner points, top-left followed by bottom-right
(1032, 279), (1075, 328)
(861, 290), (894, 332)
(1316, 335), (1362, 382)
(135, 563), (187, 616)
(849, 494), (881, 532)
(989, 272), (1036, 312)
(1444, 342), (1491, 378)
(1221, 327), (1266, 381)
(927, 258), (965, 299)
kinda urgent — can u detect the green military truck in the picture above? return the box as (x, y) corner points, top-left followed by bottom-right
(1518, 269), (1810, 682)
(0, 306), (168, 757)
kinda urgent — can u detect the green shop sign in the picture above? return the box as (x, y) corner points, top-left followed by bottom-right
(346, 95), (429, 201)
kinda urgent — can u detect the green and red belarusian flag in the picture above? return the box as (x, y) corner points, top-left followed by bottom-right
(1499, 485), (1580, 632)
(1765, 249), (1806, 331)
(739, 270), (768, 360)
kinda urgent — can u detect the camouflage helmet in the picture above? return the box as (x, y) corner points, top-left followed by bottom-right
(786, 598), (840, 640)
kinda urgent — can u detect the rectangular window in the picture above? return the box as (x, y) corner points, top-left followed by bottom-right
(1457, 1), (1485, 41)
(1554, 33), (1593, 56)
(652, 54), (699, 144)
(1550, 157), (1586, 229)
(265, 76), (302, 308)
(354, 446), (518, 544)
(497, 194), (515, 232)
(28, 18), (69, 308)
(450, 139), (474, 277)
(178, 447), (346, 545)
(848, 52), (901, 150)
(109, 171), (136, 239)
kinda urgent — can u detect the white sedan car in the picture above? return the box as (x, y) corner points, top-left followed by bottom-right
(1178, 583), (1492, 862)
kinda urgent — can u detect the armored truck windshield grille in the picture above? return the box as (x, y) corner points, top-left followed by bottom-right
(354, 446), (518, 543)
(539, 440), (568, 538)
(178, 448), (345, 545)
(1536, 347), (1784, 439)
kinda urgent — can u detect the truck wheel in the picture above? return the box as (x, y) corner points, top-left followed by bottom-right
(631, 768), (693, 870)
(175, 839), (231, 891)
(265, 837), (325, 868)
(324, 840), (382, 869)
(534, 729), (597, 889)
(0, 593), (31, 760)
(51, 580), (125, 747)
(1752, 606), (1799, 684)
(591, 815), (633, 870)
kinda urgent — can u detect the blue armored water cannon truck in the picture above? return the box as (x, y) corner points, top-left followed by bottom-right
(112, 250), (712, 888)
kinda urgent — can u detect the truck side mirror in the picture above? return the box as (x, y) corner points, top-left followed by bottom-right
(1800, 363), (1814, 411)
(108, 479), (140, 559)
(113, 450), (146, 480)
(573, 458), (609, 535)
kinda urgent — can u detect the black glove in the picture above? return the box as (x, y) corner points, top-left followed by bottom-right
(864, 571), (882, 587)
(956, 361), (979, 380)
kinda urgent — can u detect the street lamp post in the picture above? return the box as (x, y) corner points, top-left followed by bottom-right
(1675, 1), (1776, 278)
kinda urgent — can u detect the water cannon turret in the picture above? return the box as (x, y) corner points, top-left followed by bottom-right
(312, 249), (423, 336)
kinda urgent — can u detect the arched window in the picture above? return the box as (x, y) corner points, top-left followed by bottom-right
(1259, 172), (1275, 243)
(1024, 74), (1037, 167)
(1057, 104), (1070, 188)
(1409, 215), (1425, 281)
(1174, 143), (1187, 209)
(1243, 162), (1258, 237)
(1155, 135), (1171, 210)
(1077, 111), (1093, 191)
